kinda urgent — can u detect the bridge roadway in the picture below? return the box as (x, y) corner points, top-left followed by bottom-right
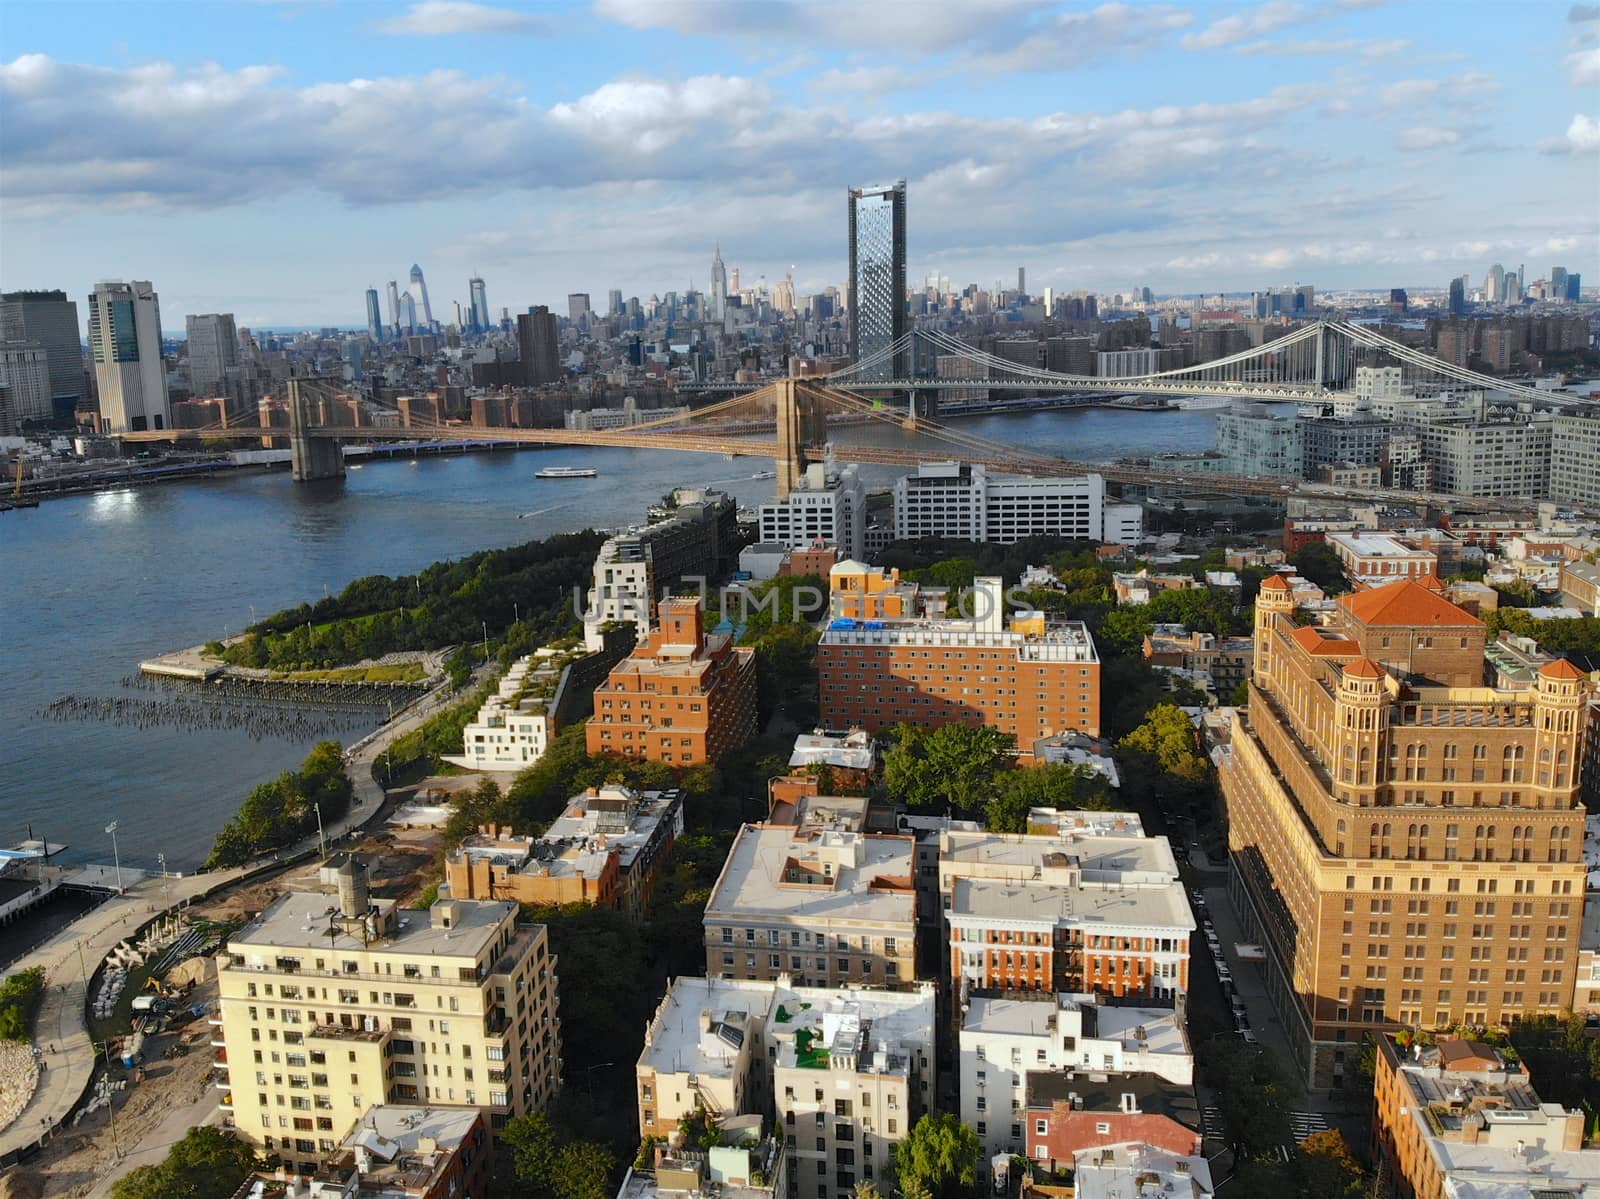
(117, 420), (1536, 510)
(685, 376), (1330, 399)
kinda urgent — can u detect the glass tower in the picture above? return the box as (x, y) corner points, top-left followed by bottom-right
(847, 181), (907, 383)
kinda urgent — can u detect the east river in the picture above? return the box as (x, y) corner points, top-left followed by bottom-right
(1, 405), (1240, 870)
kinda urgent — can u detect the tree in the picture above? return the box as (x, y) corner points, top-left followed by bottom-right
(1119, 704), (1209, 782)
(502, 1110), (616, 1199)
(1294, 1129), (1365, 1198)
(110, 1128), (258, 1199)
(500, 1111), (559, 1189)
(892, 1113), (980, 1199)
(984, 764), (1115, 833)
(551, 1143), (617, 1199)
(883, 724), (1014, 815)
(1291, 543), (1347, 594)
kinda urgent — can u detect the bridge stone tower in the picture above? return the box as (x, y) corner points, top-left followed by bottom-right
(288, 377), (347, 483)
(772, 379), (827, 497)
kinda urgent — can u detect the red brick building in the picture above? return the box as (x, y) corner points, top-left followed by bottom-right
(818, 577), (1101, 747)
(588, 597), (756, 765)
(1025, 1073), (1201, 1170)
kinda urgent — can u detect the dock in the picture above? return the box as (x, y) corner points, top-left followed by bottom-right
(138, 646), (224, 680)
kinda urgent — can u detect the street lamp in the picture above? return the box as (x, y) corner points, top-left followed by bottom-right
(314, 803), (326, 860)
(105, 822), (123, 894)
(90, 1042), (124, 1160)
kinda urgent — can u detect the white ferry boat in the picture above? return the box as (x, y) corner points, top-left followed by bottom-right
(535, 466), (598, 479)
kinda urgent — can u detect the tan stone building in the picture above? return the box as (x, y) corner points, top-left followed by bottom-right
(444, 785), (684, 919)
(702, 824), (917, 988)
(214, 862), (561, 1172)
(1222, 575), (1589, 1087)
(1374, 1033), (1600, 1199)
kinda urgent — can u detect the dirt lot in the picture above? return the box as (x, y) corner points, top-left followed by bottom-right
(28, 785), (454, 1199)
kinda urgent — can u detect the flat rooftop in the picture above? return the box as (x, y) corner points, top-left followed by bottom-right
(1329, 531), (1434, 558)
(704, 825), (915, 926)
(940, 829), (1179, 881)
(951, 876), (1192, 933)
(227, 891), (513, 961)
(638, 977), (777, 1079)
(769, 984), (934, 1074)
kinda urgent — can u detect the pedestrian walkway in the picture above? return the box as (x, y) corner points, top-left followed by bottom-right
(0, 670), (461, 1162)
(1288, 1111), (1330, 1142)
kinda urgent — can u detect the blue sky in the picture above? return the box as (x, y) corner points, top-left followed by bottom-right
(3, 0), (1596, 329)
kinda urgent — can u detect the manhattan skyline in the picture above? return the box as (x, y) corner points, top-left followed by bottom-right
(2, 0), (1595, 327)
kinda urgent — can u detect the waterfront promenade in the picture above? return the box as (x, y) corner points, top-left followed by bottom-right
(0, 674), (467, 1165)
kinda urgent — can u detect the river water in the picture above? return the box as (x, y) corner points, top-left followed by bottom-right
(0, 405), (1232, 870)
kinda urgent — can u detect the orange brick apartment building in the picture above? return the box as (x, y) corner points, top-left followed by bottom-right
(817, 577), (1101, 747)
(588, 597), (756, 765)
(1222, 575), (1589, 1088)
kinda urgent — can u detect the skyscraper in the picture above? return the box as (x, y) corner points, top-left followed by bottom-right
(847, 181), (907, 383)
(1447, 276), (1466, 316)
(469, 277), (489, 332)
(1484, 263), (1504, 303)
(87, 280), (170, 432)
(709, 245), (728, 320)
(185, 312), (239, 397)
(607, 288), (623, 317)
(386, 280), (401, 335)
(1504, 271), (1522, 304)
(1568, 272), (1582, 302)
(0, 289), (84, 420)
(409, 263), (434, 329)
(517, 306), (560, 384)
(399, 290), (418, 333)
(1552, 267), (1569, 302)
(366, 287), (383, 341)
(1017, 266), (1025, 296)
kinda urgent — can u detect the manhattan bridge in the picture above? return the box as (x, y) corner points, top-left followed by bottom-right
(120, 319), (1580, 508)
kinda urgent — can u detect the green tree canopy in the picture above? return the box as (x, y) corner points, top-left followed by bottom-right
(983, 764), (1116, 833)
(891, 1113), (979, 1199)
(1119, 704), (1209, 781)
(1290, 542), (1347, 595)
(883, 724), (1015, 815)
(110, 1128), (259, 1199)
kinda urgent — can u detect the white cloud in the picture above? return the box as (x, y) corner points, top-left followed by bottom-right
(1565, 112), (1600, 153)
(808, 66), (922, 96)
(1182, 1), (1308, 51)
(376, 2), (545, 36)
(1379, 71), (1496, 109)
(1233, 35), (1407, 56)
(1396, 125), (1461, 150)
(594, 0), (1189, 72)
(1569, 46), (1600, 85)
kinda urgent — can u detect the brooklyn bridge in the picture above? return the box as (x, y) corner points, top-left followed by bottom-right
(117, 320), (1577, 507)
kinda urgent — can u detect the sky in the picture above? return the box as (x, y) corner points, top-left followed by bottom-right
(2, 0), (1597, 330)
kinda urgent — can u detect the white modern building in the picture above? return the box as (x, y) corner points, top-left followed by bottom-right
(958, 992), (1192, 1166)
(446, 649), (582, 770)
(759, 460), (867, 561)
(635, 975), (936, 1199)
(1551, 411), (1600, 507)
(1096, 348), (1162, 378)
(892, 462), (1141, 546)
(1411, 415), (1552, 498)
(88, 280), (170, 432)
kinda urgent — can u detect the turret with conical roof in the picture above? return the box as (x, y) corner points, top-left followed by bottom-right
(1252, 573), (1296, 692)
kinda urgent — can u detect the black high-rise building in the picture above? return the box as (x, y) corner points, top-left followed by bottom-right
(517, 306), (560, 385)
(1447, 277), (1466, 316)
(847, 181), (907, 382)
